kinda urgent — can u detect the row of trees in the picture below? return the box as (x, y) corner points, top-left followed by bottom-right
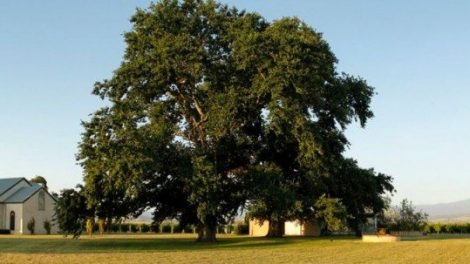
(61, 219), (247, 235)
(60, 0), (395, 241)
(422, 223), (470, 234)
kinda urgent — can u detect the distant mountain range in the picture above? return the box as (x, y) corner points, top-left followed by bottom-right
(417, 199), (470, 222)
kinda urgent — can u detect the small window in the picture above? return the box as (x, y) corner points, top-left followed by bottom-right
(38, 191), (45, 211)
(10, 211), (15, 230)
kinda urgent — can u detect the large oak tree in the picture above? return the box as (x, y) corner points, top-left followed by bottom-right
(78, 0), (391, 241)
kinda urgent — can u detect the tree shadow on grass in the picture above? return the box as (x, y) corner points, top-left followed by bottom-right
(0, 235), (329, 254)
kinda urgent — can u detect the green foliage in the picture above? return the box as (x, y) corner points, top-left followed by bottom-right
(314, 195), (347, 233)
(78, 0), (390, 241)
(183, 225), (194, 233)
(328, 159), (394, 235)
(226, 225), (234, 234)
(43, 220), (51, 235)
(422, 223), (431, 233)
(150, 223), (160, 233)
(130, 224), (139, 233)
(120, 224), (129, 233)
(54, 185), (90, 238)
(173, 224), (183, 233)
(235, 223), (249, 235)
(384, 199), (428, 231)
(161, 224), (172, 233)
(421, 222), (470, 234)
(30, 175), (48, 190)
(422, 223), (470, 234)
(110, 223), (120, 233)
(27, 217), (35, 235)
(141, 224), (150, 233)
(247, 163), (297, 235)
(217, 226), (225, 234)
(443, 224), (452, 233)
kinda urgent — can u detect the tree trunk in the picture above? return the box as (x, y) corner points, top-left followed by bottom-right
(203, 224), (217, 242)
(196, 220), (217, 242)
(106, 217), (112, 233)
(266, 220), (284, 237)
(354, 227), (362, 237)
(352, 221), (362, 237)
(196, 223), (204, 241)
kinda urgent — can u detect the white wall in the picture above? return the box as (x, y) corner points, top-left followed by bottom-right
(0, 204), (4, 229)
(284, 220), (302, 235)
(22, 190), (58, 234)
(5, 203), (23, 234)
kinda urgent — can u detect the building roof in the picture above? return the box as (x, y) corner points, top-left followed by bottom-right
(3, 185), (42, 203)
(0, 178), (50, 204)
(0, 178), (24, 196)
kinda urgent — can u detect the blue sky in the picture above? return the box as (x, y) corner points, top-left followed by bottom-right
(1, 1), (469, 204)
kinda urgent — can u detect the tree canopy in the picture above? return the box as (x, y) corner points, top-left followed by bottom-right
(325, 158), (394, 235)
(382, 199), (428, 232)
(30, 175), (48, 190)
(54, 185), (90, 238)
(78, 0), (393, 241)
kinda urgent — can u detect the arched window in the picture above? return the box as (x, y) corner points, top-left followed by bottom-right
(10, 211), (15, 230)
(38, 191), (45, 211)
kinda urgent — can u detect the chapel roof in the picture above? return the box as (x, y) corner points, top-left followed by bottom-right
(0, 178), (45, 204)
(0, 178), (24, 196)
(3, 185), (42, 203)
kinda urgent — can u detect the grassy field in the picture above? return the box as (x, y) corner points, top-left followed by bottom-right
(1, 234), (470, 263)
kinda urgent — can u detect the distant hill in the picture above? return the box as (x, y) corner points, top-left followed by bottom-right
(416, 199), (470, 222)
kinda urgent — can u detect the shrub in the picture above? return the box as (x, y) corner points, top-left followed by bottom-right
(173, 224), (183, 233)
(422, 223), (470, 234)
(217, 225), (225, 234)
(150, 223), (160, 233)
(183, 225), (194, 233)
(235, 223), (249, 235)
(43, 220), (51, 235)
(121, 224), (129, 233)
(54, 187), (87, 238)
(442, 224), (451, 233)
(130, 224), (139, 233)
(27, 217), (35, 235)
(453, 224), (465, 233)
(422, 223), (431, 234)
(383, 199), (428, 231)
(141, 224), (150, 233)
(110, 223), (119, 233)
(161, 224), (172, 233)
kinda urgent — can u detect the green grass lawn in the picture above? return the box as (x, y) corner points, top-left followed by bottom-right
(1, 234), (470, 263)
